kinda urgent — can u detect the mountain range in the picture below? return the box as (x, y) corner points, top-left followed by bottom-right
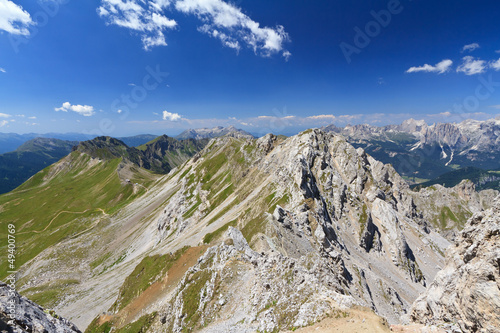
(0, 134), (208, 195)
(0, 128), (498, 332)
(324, 117), (500, 180)
(0, 138), (78, 194)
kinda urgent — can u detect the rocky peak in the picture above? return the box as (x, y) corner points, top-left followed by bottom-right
(398, 118), (428, 133)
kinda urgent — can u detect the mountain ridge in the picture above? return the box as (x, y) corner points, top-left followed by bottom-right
(0, 128), (497, 332)
(323, 117), (500, 180)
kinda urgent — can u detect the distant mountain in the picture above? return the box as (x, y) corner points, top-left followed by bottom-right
(0, 137), (77, 194)
(117, 134), (158, 147)
(0, 132), (94, 154)
(413, 166), (500, 191)
(176, 125), (254, 140)
(137, 135), (209, 173)
(323, 117), (500, 180)
(0, 133), (157, 154)
(75, 135), (208, 174)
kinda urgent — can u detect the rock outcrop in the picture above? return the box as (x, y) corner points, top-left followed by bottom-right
(7, 128), (496, 332)
(0, 281), (81, 333)
(410, 196), (500, 332)
(149, 228), (355, 333)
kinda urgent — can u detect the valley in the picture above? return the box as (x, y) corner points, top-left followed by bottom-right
(1, 127), (497, 332)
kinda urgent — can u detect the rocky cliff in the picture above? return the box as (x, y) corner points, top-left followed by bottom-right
(2, 129), (496, 332)
(411, 196), (500, 332)
(0, 281), (81, 333)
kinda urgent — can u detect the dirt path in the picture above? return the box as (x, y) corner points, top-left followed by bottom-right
(18, 208), (108, 235)
(285, 307), (391, 333)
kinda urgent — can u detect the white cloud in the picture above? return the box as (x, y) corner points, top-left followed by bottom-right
(176, 0), (290, 57)
(406, 59), (453, 74)
(490, 58), (500, 71)
(0, 0), (33, 35)
(162, 110), (181, 121)
(28, 116), (36, 119)
(457, 56), (486, 75)
(461, 43), (480, 53)
(117, 109), (123, 114)
(97, 0), (290, 58)
(55, 102), (95, 117)
(0, 120), (8, 127)
(307, 114), (336, 120)
(0, 67), (5, 73)
(0, 112), (11, 118)
(283, 50), (291, 61)
(98, 0), (177, 50)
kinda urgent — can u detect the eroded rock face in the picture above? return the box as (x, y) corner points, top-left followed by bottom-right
(411, 196), (500, 332)
(0, 282), (81, 333)
(150, 228), (355, 333)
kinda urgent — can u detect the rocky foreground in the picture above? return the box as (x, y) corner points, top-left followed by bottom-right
(0, 281), (81, 333)
(1, 129), (498, 332)
(411, 196), (500, 332)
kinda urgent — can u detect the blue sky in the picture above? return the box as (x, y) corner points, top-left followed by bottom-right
(1, 0), (500, 136)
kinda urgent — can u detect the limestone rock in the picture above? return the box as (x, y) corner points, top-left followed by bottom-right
(410, 196), (500, 332)
(0, 281), (81, 333)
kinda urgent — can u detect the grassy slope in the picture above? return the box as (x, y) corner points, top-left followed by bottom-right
(0, 151), (152, 279)
(0, 138), (77, 194)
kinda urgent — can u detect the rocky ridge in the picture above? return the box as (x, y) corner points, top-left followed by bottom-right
(411, 196), (500, 332)
(3, 129), (497, 332)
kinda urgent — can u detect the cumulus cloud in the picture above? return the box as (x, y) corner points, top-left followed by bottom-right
(55, 102), (95, 117)
(0, 112), (11, 118)
(0, 67), (6, 73)
(406, 59), (453, 74)
(491, 58), (500, 71)
(456, 56), (486, 75)
(0, 120), (8, 127)
(0, 0), (33, 35)
(162, 110), (181, 121)
(461, 43), (480, 53)
(176, 0), (290, 57)
(307, 114), (336, 120)
(98, 0), (177, 50)
(97, 0), (290, 57)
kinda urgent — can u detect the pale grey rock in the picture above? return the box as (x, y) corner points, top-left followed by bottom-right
(0, 282), (81, 333)
(411, 196), (500, 332)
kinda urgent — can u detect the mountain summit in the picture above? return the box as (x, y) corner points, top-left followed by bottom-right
(0, 129), (497, 332)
